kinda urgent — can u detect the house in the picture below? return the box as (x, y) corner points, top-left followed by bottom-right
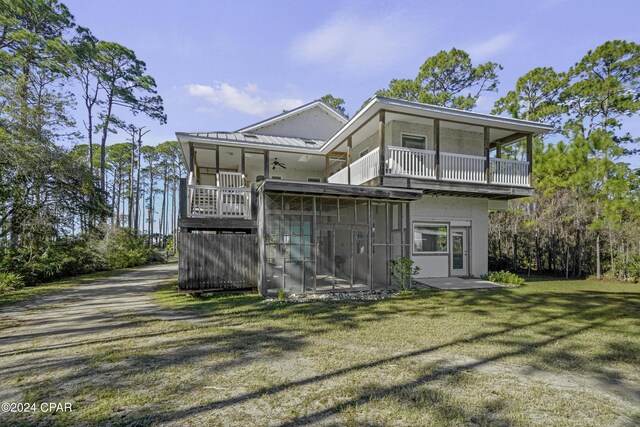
(175, 96), (553, 295)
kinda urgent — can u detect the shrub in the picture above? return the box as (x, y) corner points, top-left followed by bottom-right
(277, 288), (287, 301)
(98, 228), (155, 270)
(484, 270), (525, 286)
(628, 257), (640, 283)
(0, 272), (25, 293)
(390, 257), (421, 291)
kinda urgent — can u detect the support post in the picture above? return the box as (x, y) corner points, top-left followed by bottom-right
(347, 137), (352, 185)
(215, 146), (220, 185)
(240, 148), (246, 177)
(325, 155), (330, 182)
(434, 119), (440, 180)
(188, 142), (195, 173)
(526, 133), (533, 185)
(263, 150), (270, 179)
(378, 110), (386, 181)
(484, 126), (491, 184)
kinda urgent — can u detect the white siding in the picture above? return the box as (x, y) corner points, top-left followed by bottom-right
(410, 195), (488, 278)
(250, 106), (344, 140)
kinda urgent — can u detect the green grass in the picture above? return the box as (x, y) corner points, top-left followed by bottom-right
(1, 276), (638, 426)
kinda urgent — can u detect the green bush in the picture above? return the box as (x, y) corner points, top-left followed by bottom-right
(390, 257), (421, 291)
(484, 270), (525, 286)
(0, 227), (163, 285)
(0, 272), (25, 293)
(628, 257), (640, 283)
(98, 228), (155, 270)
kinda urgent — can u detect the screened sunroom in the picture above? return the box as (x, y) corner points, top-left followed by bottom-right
(256, 182), (421, 295)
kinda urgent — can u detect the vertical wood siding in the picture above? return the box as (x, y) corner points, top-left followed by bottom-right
(178, 233), (258, 291)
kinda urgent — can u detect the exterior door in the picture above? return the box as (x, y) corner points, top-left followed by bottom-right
(450, 227), (468, 276)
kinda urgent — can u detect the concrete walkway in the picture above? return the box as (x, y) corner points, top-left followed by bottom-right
(415, 277), (503, 290)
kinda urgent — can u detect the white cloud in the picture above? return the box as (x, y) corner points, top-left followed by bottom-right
(290, 9), (431, 71)
(467, 33), (517, 60)
(185, 83), (304, 116)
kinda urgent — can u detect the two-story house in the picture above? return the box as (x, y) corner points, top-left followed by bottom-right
(176, 96), (552, 296)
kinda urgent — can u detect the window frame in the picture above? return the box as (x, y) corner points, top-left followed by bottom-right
(401, 133), (427, 150)
(412, 222), (449, 255)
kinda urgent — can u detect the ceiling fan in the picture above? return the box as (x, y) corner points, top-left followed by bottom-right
(272, 158), (287, 170)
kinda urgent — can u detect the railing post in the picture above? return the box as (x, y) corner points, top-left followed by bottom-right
(484, 126), (491, 184)
(434, 119), (440, 180)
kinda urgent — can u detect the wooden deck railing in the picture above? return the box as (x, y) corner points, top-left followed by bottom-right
(328, 147), (530, 187)
(386, 146), (436, 179)
(328, 147), (380, 186)
(490, 158), (529, 186)
(187, 185), (252, 218)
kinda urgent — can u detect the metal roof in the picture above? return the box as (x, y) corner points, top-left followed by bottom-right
(180, 131), (325, 149)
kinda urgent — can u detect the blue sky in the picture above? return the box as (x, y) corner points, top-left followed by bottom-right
(65, 0), (639, 164)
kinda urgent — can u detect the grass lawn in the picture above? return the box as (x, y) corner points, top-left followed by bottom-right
(1, 275), (639, 426)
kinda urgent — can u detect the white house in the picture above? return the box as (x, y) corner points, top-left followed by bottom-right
(176, 96), (553, 295)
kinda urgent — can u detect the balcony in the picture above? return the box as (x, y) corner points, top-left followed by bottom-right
(185, 172), (253, 219)
(327, 146), (530, 188)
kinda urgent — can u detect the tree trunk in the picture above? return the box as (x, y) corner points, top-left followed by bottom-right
(596, 233), (601, 279)
(111, 169), (117, 225)
(134, 133), (142, 232)
(99, 92), (114, 192)
(128, 140), (135, 229)
(609, 225), (615, 279)
(513, 233), (518, 272)
(148, 170), (154, 246)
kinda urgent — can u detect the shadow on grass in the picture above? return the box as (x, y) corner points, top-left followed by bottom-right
(2, 274), (639, 425)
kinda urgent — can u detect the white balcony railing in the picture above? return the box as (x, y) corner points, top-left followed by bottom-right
(386, 146), (436, 179)
(327, 146), (530, 188)
(440, 152), (486, 183)
(187, 185), (252, 218)
(328, 147), (380, 186)
(490, 158), (529, 187)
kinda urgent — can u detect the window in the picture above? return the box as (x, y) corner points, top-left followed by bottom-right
(402, 134), (426, 150)
(413, 223), (448, 254)
(258, 175), (282, 181)
(359, 148), (369, 158)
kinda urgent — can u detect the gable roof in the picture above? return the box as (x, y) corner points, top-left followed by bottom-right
(236, 100), (348, 134)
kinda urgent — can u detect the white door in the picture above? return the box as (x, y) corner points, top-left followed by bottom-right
(450, 228), (468, 276)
